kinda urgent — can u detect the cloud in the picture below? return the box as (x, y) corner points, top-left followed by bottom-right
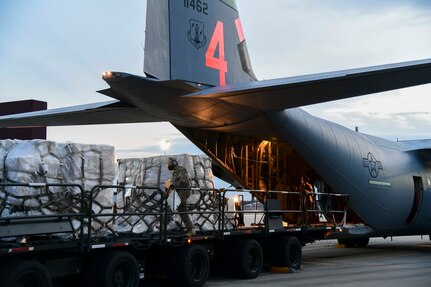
(303, 84), (431, 140)
(240, 1), (431, 79)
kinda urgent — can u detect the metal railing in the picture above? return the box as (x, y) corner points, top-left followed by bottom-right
(0, 183), (86, 251)
(0, 183), (351, 249)
(220, 189), (350, 233)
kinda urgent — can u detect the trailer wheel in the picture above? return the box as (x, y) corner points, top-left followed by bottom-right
(0, 259), (52, 287)
(271, 236), (302, 270)
(234, 239), (263, 279)
(356, 238), (370, 247)
(94, 251), (139, 287)
(338, 238), (354, 247)
(169, 244), (210, 287)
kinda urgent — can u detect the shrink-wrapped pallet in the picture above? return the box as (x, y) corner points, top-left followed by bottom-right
(0, 141), (236, 238)
(114, 154), (234, 234)
(0, 139), (116, 237)
(117, 154), (214, 190)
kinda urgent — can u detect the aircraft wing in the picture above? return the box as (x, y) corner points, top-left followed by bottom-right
(1, 58), (431, 132)
(400, 139), (431, 151)
(186, 58), (431, 110)
(0, 100), (160, 128)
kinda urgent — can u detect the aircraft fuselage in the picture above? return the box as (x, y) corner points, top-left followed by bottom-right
(272, 108), (431, 236)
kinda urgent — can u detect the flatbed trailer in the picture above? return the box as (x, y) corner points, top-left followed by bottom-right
(0, 183), (350, 287)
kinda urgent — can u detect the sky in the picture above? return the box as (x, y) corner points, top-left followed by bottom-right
(1, 0), (431, 163)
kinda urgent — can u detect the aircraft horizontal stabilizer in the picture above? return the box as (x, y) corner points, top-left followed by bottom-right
(0, 100), (159, 128)
(99, 72), (199, 107)
(186, 58), (431, 110)
(0, 73), (202, 129)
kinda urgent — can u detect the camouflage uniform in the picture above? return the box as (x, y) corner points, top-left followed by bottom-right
(171, 165), (194, 233)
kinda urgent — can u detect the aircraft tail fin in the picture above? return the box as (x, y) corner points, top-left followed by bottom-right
(144, 0), (256, 87)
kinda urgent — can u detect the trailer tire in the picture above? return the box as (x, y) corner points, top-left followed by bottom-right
(169, 244), (210, 287)
(356, 238), (370, 247)
(234, 239), (263, 279)
(338, 238), (355, 247)
(271, 236), (302, 270)
(0, 259), (52, 287)
(94, 251), (139, 287)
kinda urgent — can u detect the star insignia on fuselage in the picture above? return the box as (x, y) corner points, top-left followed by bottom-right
(363, 152), (383, 178)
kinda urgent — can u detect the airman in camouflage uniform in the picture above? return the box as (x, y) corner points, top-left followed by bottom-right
(168, 157), (196, 236)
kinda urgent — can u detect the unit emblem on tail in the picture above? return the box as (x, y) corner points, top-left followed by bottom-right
(188, 19), (207, 49)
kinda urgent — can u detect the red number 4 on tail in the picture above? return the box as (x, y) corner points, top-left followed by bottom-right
(205, 21), (228, 86)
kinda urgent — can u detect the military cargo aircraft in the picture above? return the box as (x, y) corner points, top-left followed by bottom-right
(1, 0), (431, 244)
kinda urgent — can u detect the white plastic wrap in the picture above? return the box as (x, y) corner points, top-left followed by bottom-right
(0, 143), (234, 238)
(114, 154), (230, 233)
(0, 139), (117, 237)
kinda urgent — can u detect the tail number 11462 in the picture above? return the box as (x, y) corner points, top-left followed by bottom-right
(184, 0), (208, 15)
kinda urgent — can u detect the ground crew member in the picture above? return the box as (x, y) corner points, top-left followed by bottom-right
(167, 157), (196, 237)
(301, 176), (314, 224)
(301, 176), (314, 206)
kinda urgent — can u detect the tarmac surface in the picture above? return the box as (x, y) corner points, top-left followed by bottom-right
(143, 235), (431, 287)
